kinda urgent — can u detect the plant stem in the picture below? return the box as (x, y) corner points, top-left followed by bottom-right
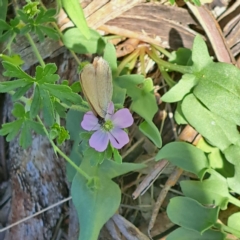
(219, 223), (240, 238)
(36, 115), (91, 180)
(25, 33), (45, 68)
(146, 48), (193, 74)
(151, 44), (172, 58)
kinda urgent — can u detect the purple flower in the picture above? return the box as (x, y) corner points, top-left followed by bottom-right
(81, 102), (134, 152)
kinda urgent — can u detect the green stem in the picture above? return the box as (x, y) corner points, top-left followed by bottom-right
(146, 48), (193, 74)
(151, 44), (172, 58)
(159, 65), (176, 87)
(39, 1), (81, 66)
(25, 33), (45, 68)
(36, 116), (91, 180)
(219, 223), (240, 238)
(116, 48), (140, 76)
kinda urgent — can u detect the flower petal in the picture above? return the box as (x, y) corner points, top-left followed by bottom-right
(112, 108), (134, 128)
(105, 101), (114, 120)
(89, 129), (109, 152)
(109, 127), (129, 149)
(81, 111), (100, 131)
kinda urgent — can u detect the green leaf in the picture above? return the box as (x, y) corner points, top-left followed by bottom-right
(156, 141), (209, 178)
(62, 28), (105, 54)
(42, 83), (82, 105)
(12, 102), (25, 117)
(169, 48), (193, 66)
(35, 8), (56, 24)
(193, 62), (240, 126)
(40, 89), (54, 126)
(30, 85), (41, 119)
(12, 83), (33, 101)
(161, 74), (198, 102)
(223, 145), (240, 194)
(228, 212), (240, 232)
(167, 227), (226, 240)
(38, 25), (59, 40)
(0, 79), (29, 93)
(62, 0), (90, 39)
(167, 196), (219, 233)
(54, 101), (66, 118)
(174, 102), (188, 124)
(116, 75), (161, 148)
(113, 148), (122, 163)
(180, 171), (231, 210)
(27, 120), (45, 135)
(19, 120), (32, 148)
(0, 19), (10, 31)
(0, 54), (24, 66)
(71, 173), (121, 240)
(2, 61), (33, 81)
(192, 35), (212, 71)
(0, 119), (23, 141)
(182, 94), (240, 150)
(35, 63), (59, 84)
(103, 42), (118, 77)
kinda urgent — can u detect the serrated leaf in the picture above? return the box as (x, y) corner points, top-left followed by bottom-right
(0, 54), (24, 66)
(2, 61), (33, 81)
(63, 28), (105, 54)
(12, 102), (25, 117)
(182, 94), (240, 150)
(30, 85), (41, 119)
(62, 0), (90, 39)
(161, 74), (197, 102)
(19, 121), (32, 148)
(42, 83), (82, 105)
(12, 83), (33, 101)
(0, 79), (29, 93)
(167, 196), (219, 233)
(27, 120), (45, 135)
(39, 25), (59, 40)
(40, 89), (54, 126)
(35, 63), (59, 84)
(156, 141), (209, 178)
(0, 119), (23, 141)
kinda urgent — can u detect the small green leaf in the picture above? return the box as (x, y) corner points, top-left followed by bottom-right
(161, 74), (198, 102)
(192, 35), (212, 71)
(35, 63), (59, 84)
(0, 19), (10, 31)
(0, 79), (29, 93)
(228, 212), (240, 232)
(54, 101), (66, 118)
(2, 61), (33, 81)
(113, 148), (122, 163)
(62, 0), (90, 39)
(38, 25), (59, 40)
(156, 141), (209, 178)
(167, 196), (219, 233)
(12, 83), (33, 101)
(169, 48), (193, 66)
(30, 85), (41, 119)
(0, 54), (24, 66)
(19, 121), (32, 148)
(167, 227), (226, 240)
(27, 120), (45, 135)
(63, 28), (105, 54)
(40, 89), (54, 126)
(12, 102), (25, 117)
(0, 119), (23, 141)
(103, 42), (118, 77)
